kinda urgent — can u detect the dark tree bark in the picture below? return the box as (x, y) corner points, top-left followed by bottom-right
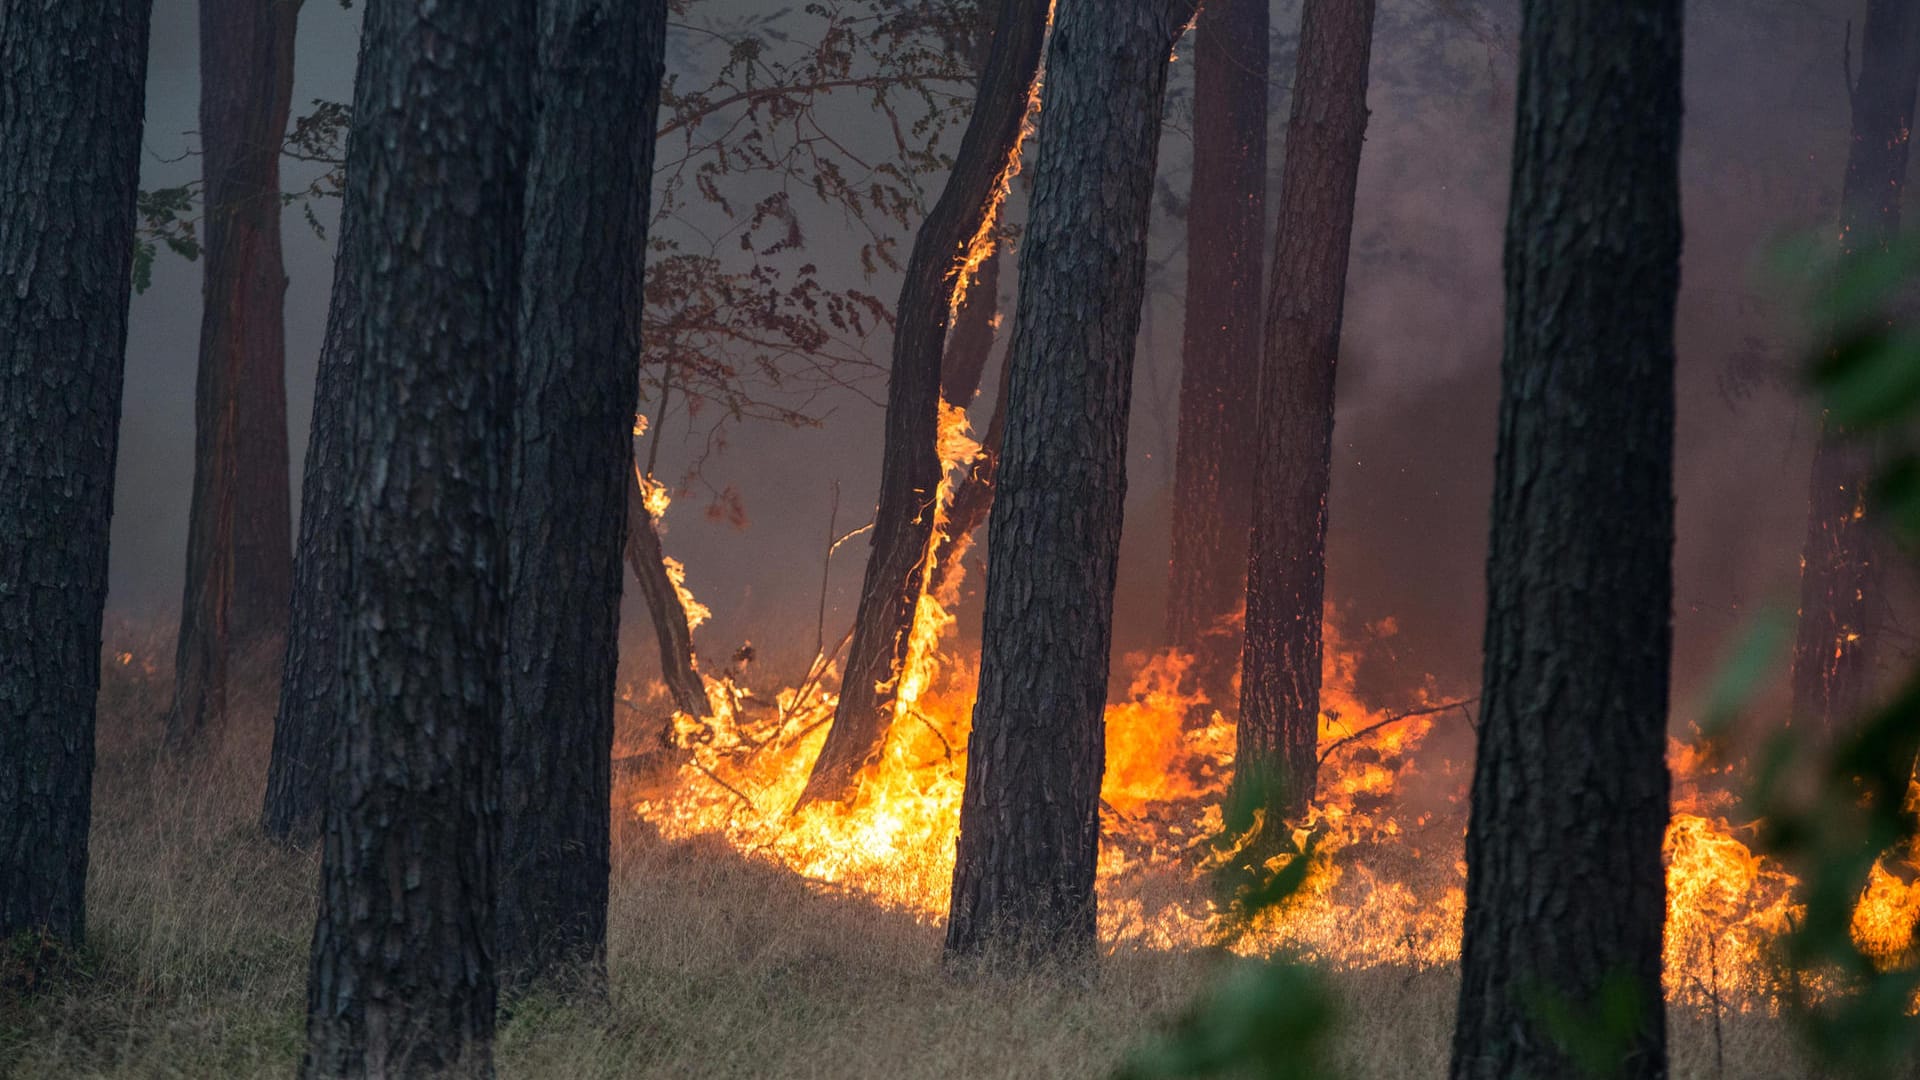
(262, 202), (361, 843)
(1235, 0), (1375, 823)
(299, 0), (530, 1073)
(498, 0), (670, 990)
(0, 0), (153, 947)
(1166, 0), (1268, 713)
(624, 467), (710, 718)
(166, 0), (301, 746)
(941, 249), (1001, 412)
(1789, 0), (1920, 735)
(1449, 3), (1681, 1077)
(798, 0), (1050, 808)
(944, 0), (1196, 962)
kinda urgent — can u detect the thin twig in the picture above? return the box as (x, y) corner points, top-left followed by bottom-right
(1316, 698), (1479, 766)
(691, 759), (759, 817)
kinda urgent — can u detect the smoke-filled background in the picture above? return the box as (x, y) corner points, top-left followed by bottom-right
(115, 0), (1853, 723)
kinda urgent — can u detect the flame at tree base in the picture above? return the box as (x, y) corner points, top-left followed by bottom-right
(628, 612), (1920, 1012)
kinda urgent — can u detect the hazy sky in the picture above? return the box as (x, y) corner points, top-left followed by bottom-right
(114, 0), (1858, 716)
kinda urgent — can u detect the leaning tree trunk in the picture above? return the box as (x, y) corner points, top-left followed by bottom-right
(1166, 0), (1268, 714)
(1789, 0), (1920, 736)
(262, 202), (361, 843)
(1449, 3), (1682, 1078)
(1235, 0), (1375, 824)
(0, 0), (153, 947)
(797, 0), (1051, 808)
(166, 0), (300, 747)
(624, 466), (710, 718)
(944, 0), (1197, 964)
(498, 0), (670, 991)
(299, 0), (529, 1073)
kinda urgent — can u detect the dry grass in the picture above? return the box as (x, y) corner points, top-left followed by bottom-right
(0, 654), (1810, 1079)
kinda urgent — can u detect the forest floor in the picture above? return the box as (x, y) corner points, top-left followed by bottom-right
(0, 641), (1810, 1079)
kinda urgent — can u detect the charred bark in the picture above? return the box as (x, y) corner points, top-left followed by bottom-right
(1235, 0), (1374, 822)
(299, 0), (530, 1073)
(625, 467), (710, 718)
(941, 249), (1000, 411)
(944, 0), (1196, 963)
(166, 0), (300, 747)
(1449, 3), (1682, 1077)
(798, 0), (1050, 808)
(262, 129), (364, 843)
(0, 0), (153, 947)
(929, 347), (1011, 598)
(498, 0), (671, 991)
(1166, 0), (1268, 713)
(1789, 0), (1920, 735)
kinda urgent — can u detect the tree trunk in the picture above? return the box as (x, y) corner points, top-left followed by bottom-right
(941, 249), (1001, 412)
(166, 0), (300, 747)
(943, 0), (1196, 963)
(1449, 3), (1681, 1077)
(929, 345), (1011, 598)
(498, 0), (670, 991)
(0, 0), (153, 947)
(798, 0), (1051, 808)
(262, 196), (361, 843)
(624, 468), (710, 717)
(1166, 0), (1268, 715)
(1789, 0), (1920, 735)
(299, 0), (529, 1073)
(1235, 0), (1374, 824)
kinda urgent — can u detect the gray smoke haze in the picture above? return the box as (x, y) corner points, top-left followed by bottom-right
(114, 0), (1860, 723)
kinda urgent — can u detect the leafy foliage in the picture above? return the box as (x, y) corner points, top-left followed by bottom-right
(1707, 235), (1920, 1078)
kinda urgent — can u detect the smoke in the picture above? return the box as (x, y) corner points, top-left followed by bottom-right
(116, 0), (1866, 729)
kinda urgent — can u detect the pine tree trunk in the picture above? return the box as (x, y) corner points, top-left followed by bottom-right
(941, 249), (1000, 412)
(1235, 0), (1375, 822)
(1167, 0), (1268, 714)
(498, 0), (670, 991)
(299, 0), (530, 1072)
(262, 145), (363, 844)
(0, 0), (153, 947)
(167, 0), (301, 747)
(943, 0), (1196, 963)
(624, 468), (711, 718)
(1789, 0), (1920, 735)
(798, 0), (1050, 808)
(1449, 3), (1681, 1077)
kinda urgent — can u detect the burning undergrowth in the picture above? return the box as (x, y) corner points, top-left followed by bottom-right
(624, 593), (1920, 1013)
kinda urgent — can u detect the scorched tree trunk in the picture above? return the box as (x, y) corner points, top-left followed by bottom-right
(498, 0), (671, 991)
(1449, 2), (1682, 1077)
(1789, 0), (1920, 735)
(0, 0), (153, 948)
(799, 0), (1051, 807)
(1236, 0), (1375, 823)
(944, 0), (1197, 963)
(299, 0), (530, 1073)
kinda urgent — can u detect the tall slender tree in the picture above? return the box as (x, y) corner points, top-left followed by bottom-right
(1449, 2), (1682, 1077)
(299, 0), (530, 1073)
(0, 0), (154, 947)
(944, 0), (1198, 963)
(1236, 0), (1376, 822)
(799, 0), (1051, 808)
(1166, 0), (1268, 713)
(1790, 0), (1920, 735)
(497, 0), (671, 990)
(166, 0), (301, 745)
